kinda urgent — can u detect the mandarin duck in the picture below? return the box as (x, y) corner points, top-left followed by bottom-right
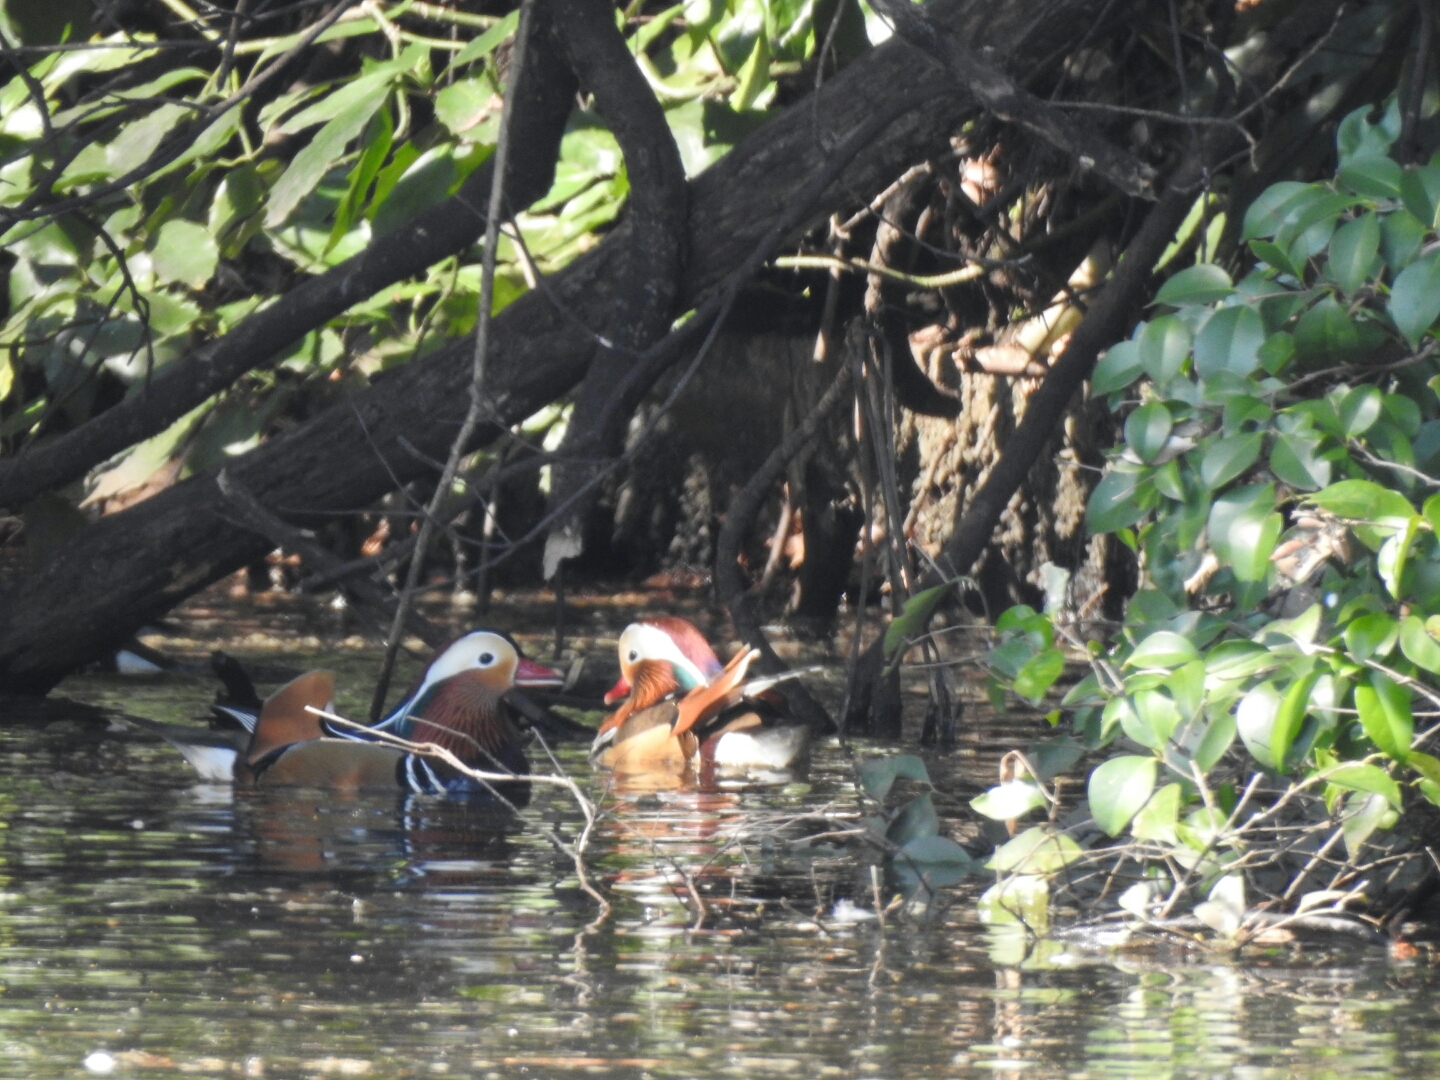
(589, 617), (811, 776)
(176, 630), (561, 801)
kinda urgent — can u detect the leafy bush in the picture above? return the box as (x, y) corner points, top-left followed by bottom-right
(973, 102), (1440, 941)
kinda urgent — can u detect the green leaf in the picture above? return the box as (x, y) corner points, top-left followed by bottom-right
(1294, 296), (1374, 364)
(1258, 332), (1296, 375)
(1198, 431), (1263, 490)
(1086, 462), (1157, 535)
(1130, 782), (1182, 844)
(1242, 182), (1311, 240)
(1401, 164), (1440, 228)
(896, 835), (973, 880)
(150, 220), (217, 288)
(1250, 239), (1300, 278)
(1130, 689), (1181, 748)
(1092, 339), (1144, 394)
(1138, 316), (1191, 383)
(1270, 672), (1319, 770)
(266, 89), (390, 228)
(856, 754), (930, 801)
(1336, 155), (1403, 199)
(451, 9), (520, 67)
(971, 780), (1048, 822)
(0, 354), (12, 403)
(1013, 647), (1064, 703)
(887, 792), (939, 846)
(1400, 614), (1440, 674)
(1389, 251), (1440, 347)
(1236, 681), (1281, 768)
(1343, 612), (1398, 662)
(1088, 755), (1158, 837)
(1355, 672), (1413, 761)
(1126, 630), (1200, 669)
(1270, 431), (1331, 491)
(434, 79), (495, 137)
(1327, 212), (1380, 295)
(1325, 764), (1402, 810)
(1124, 401), (1173, 464)
(882, 580), (955, 659)
(1338, 385), (1382, 437)
(327, 105), (393, 254)
(987, 827), (1083, 874)
(730, 30), (771, 111)
(1193, 305), (1265, 378)
(1155, 263), (1234, 306)
(1341, 792), (1393, 859)
(106, 102), (190, 176)
(1205, 640), (1278, 682)
(1377, 515), (1420, 598)
(1209, 484), (1280, 582)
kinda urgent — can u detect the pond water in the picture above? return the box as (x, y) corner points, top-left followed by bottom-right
(4, 589), (1440, 1079)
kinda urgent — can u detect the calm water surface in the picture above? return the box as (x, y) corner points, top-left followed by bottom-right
(5, 608), (1440, 1079)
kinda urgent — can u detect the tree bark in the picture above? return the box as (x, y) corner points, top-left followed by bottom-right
(0, 0), (1117, 694)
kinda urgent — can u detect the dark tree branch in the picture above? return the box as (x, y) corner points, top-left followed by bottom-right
(540, 0), (689, 574)
(866, 0), (1156, 198)
(215, 469), (448, 648)
(0, 13), (578, 511)
(715, 362), (854, 733)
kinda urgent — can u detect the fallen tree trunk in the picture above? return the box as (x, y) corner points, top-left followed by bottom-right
(0, 0), (1118, 694)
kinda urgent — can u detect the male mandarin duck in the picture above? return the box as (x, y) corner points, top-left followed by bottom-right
(177, 630), (562, 801)
(590, 616), (811, 776)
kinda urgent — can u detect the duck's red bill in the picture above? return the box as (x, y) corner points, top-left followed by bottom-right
(603, 676), (630, 705)
(515, 657), (564, 687)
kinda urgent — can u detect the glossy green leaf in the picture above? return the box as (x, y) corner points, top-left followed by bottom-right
(1390, 251), (1440, 347)
(1308, 480), (1415, 529)
(1155, 263), (1234, 306)
(1327, 212), (1380, 295)
(1126, 631), (1200, 669)
(1198, 432), (1263, 490)
(1355, 671), (1413, 761)
(1270, 672), (1319, 771)
(1086, 462), (1157, 535)
(1013, 647), (1064, 704)
(1236, 681), (1281, 769)
(266, 89), (390, 228)
(856, 754), (930, 801)
(987, 827), (1083, 874)
(1131, 689), (1182, 748)
(1124, 401), (1173, 464)
(1338, 385), (1382, 437)
(1088, 755), (1158, 837)
(1336, 155), (1403, 198)
(882, 580), (955, 659)
(1092, 339), (1144, 395)
(1400, 614), (1440, 673)
(897, 834), (973, 873)
(1270, 431), (1331, 491)
(1208, 484), (1280, 582)
(1241, 181), (1311, 240)
(1341, 792), (1393, 858)
(887, 792), (939, 846)
(450, 9), (520, 67)
(1138, 316), (1191, 383)
(150, 220), (217, 288)
(1343, 612), (1398, 661)
(1130, 782), (1182, 844)
(1377, 515), (1420, 598)
(1193, 305), (1265, 378)
(971, 780), (1048, 822)
(1325, 763), (1403, 810)
(1401, 164), (1440, 228)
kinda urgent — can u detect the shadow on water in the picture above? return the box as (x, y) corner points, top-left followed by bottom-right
(3, 591), (1440, 1078)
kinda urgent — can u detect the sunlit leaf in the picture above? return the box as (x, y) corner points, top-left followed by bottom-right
(1390, 250), (1440, 347)
(1088, 755), (1157, 837)
(1154, 263), (1234, 306)
(1354, 671), (1413, 761)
